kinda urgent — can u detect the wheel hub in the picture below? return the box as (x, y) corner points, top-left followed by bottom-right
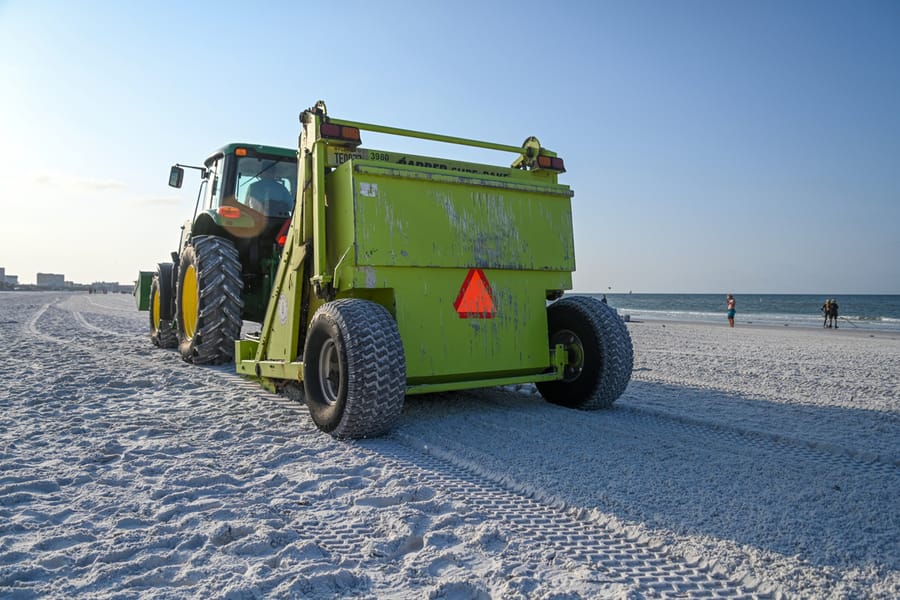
(551, 328), (584, 382)
(318, 338), (343, 405)
(151, 291), (161, 331)
(181, 265), (199, 339)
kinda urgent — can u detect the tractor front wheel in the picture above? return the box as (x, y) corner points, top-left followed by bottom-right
(176, 236), (244, 365)
(303, 299), (406, 439)
(536, 296), (633, 409)
(149, 263), (177, 348)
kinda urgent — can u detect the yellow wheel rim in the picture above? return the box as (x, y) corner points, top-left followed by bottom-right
(181, 265), (199, 339)
(151, 289), (161, 331)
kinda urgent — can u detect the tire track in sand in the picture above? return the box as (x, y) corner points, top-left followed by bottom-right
(368, 435), (774, 598)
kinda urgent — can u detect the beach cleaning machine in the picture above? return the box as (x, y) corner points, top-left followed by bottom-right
(136, 101), (633, 438)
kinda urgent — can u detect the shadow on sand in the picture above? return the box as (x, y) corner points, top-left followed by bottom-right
(394, 382), (899, 573)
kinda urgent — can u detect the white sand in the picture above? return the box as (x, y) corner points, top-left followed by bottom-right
(1, 292), (897, 599)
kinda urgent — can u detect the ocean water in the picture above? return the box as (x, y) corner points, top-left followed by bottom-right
(581, 293), (900, 332)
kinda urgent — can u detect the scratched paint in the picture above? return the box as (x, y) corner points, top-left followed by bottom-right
(351, 167), (572, 271)
(363, 266), (376, 288)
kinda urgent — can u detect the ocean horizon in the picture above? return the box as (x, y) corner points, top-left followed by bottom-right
(576, 293), (900, 332)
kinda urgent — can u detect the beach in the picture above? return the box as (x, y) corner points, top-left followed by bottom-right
(595, 293), (900, 333)
(1, 292), (897, 598)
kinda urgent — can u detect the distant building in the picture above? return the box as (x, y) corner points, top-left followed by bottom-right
(91, 281), (133, 294)
(0, 267), (4, 280)
(5, 274), (18, 285)
(36, 273), (66, 289)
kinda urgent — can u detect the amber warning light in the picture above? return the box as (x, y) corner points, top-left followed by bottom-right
(537, 155), (566, 172)
(218, 206), (242, 219)
(320, 123), (361, 144)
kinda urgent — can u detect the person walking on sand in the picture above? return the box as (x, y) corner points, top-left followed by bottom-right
(821, 299), (831, 328)
(829, 298), (839, 329)
(726, 294), (736, 327)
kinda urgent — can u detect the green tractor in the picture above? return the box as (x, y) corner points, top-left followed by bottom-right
(139, 144), (298, 364)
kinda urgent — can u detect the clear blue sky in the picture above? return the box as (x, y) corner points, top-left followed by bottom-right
(1, 1), (898, 293)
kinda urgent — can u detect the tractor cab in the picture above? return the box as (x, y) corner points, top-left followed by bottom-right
(168, 143), (299, 322)
(169, 143), (298, 232)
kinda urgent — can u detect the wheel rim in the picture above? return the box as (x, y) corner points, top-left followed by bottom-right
(317, 338), (342, 406)
(151, 290), (161, 332)
(181, 265), (199, 339)
(551, 328), (584, 382)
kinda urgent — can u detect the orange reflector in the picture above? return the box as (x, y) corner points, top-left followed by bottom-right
(275, 218), (292, 247)
(454, 269), (494, 319)
(218, 206), (241, 219)
(341, 126), (361, 141)
(537, 156), (552, 168)
(235, 148), (247, 156)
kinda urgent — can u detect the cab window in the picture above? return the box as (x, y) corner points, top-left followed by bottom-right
(234, 157), (296, 218)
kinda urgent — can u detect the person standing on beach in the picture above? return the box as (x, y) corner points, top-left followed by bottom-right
(829, 298), (839, 328)
(726, 294), (736, 327)
(821, 299), (831, 327)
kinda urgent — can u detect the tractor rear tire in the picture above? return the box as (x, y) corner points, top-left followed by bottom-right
(150, 263), (177, 348)
(176, 236), (244, 365)
(303, 299), (406, 439)
(536, 295), (633, 410)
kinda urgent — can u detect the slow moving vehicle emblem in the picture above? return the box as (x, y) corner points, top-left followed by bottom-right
(454, 269), (494, 318)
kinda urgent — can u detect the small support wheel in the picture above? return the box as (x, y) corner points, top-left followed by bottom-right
(303, 299), (406, 439)
(537, 296), (633, 409)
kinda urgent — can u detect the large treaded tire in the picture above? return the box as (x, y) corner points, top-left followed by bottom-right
(176, 236), (244, 365)
(536, 295), (633, 410)
(303, 299), (406, 439)
(149, 263), (177, 348)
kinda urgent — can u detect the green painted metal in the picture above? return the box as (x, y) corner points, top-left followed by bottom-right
(236, 103), (575, 392)
(311, 133), (331, 293)
(405, 343), (569, 395)
(134, 271), (153, 311)
(327, 117), (525, 155)
(325, 147), (538, 181)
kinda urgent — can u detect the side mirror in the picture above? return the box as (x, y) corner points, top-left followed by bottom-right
(168, 165), (185, 188)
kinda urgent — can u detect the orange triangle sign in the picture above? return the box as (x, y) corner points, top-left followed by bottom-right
(454, 269), (495, 318)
